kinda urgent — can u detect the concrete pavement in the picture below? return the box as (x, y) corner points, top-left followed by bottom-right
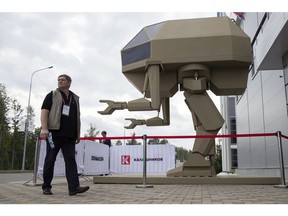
(0, 172), (288, 204)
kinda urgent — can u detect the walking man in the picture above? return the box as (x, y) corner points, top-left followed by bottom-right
(40, 74), (89, 195)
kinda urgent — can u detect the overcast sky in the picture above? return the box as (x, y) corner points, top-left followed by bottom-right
(1, 12), (224, 150)
(0, 0), (277, 150)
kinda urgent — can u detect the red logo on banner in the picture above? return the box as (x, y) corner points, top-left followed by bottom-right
(121, 155), (130, 165)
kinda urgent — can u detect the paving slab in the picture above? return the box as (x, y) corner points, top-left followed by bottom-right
(0, 172), (288, 205)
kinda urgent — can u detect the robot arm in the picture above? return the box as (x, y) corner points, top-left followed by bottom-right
(124, 98), (170, 129)
(98, 63), (170, 128)
(98, 100), (127, 115)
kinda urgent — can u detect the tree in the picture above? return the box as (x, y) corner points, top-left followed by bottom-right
(148, 138), (168, 144)
(115, 140), (122, 146)
(0, 84), (11, 169)
(25, 126), (42, 170)
(175, 146), (192, 162)
(10, 99), (24, 169)
(214, 144), (222, 174)
(84, 123), (99, 139)
(126, 132), (141, 145)
(26, 105), (35, 127)
(160, 139), (168, 144)
(0, 83), (38, 170)
(22, 105), (36, 170)
(148, 138), (159, 144)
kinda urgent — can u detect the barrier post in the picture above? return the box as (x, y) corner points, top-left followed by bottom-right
(24, 137), (43, 186)
(136, 134), (153, 188)
(274, 131), (288, 188)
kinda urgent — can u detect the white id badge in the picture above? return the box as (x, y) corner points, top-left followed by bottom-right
(62, 105), (70, 116)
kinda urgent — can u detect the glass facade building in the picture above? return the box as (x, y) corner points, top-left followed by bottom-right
(221, 12), (288, 178)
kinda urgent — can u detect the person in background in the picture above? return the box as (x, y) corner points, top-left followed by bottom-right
(40, 74), (90, 196)
(100, 130), (111, 147)
(100, 130), (112, 176)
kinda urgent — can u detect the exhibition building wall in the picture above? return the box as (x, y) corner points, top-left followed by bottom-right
(233, 12), (288, 177)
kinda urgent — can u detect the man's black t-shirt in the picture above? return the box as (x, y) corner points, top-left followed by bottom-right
(103, 139), (111, 148)
(41, 90), (78, 139)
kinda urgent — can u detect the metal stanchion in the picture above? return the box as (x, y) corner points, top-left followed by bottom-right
(274, 131), (288, 188)
(136, 134), (153, 188)
(24, 137), (43, 186)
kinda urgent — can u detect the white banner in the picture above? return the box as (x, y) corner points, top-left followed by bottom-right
(37, 140), (109, 176)
(83, 141), (109, 175)
(110, 144), (175, 174)
(37, 141), (175, 176)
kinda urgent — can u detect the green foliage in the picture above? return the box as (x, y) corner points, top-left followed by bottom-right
(214, 144), (222, 174)
(126, 132), (141, 145)
(0, 84), (11, 169)
(175, 144), (223, 174)
(84, 123), (100, 138)
(0, 83), (37, 170)
(148, 138), (168, 145)
(115, 140), (123, 146)
(175, 146), (192, 162)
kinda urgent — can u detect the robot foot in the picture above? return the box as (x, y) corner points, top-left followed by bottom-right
(167, 153), (216, 177)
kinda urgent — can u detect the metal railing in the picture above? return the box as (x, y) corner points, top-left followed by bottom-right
(26, 131), (287, 189)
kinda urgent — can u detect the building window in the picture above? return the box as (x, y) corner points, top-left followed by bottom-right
(231, 149), (238, 168)
(230, 116), (237, 144)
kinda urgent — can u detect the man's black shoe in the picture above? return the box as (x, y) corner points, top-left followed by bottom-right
(69, 186), (90, 196)
(43, 188), (53, 195)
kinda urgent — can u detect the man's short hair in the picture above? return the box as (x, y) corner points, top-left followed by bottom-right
(58, 74), (72, 83)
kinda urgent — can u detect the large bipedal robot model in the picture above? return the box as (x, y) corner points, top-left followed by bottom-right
(98, 17), (252, 177)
